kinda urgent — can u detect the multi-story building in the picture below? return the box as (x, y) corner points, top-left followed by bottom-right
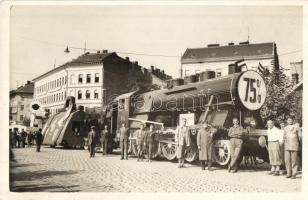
(290, 60), (303, 84)
(9, 81), (34, 125)
(32, 51), (170, 116)
(181, 42), (279, 77)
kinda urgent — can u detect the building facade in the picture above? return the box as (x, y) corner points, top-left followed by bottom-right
(32, 52), (170, 116)
(181, 42), (279, 77)
(9, 81), (34, 125)
(290, 60), (303, 84)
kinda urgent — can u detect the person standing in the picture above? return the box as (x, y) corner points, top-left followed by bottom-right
(100, 125), (109, 155)
(34, 129), (43, 152)
(279, 121), (286, 175)
(16, 130), (21, 148)
(197, 121), (217, 171)
(136, 124), (146, 162)
(87, 126), (97, 158)
(119, 123), (129, 160)
(228, 117), (244, 173)
(145, 124), (155, 162)
(175, 118), (191, 168)
(27, 131), (34, 147)
(20, 129), (27, 148)
(267, 120), (283, 176)
(284, 117), (301, 179)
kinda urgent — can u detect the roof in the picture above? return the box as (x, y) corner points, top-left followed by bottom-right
(10, 82), (34, 97)
(181, 42), (275, 64)
(32, 52), (119, 82)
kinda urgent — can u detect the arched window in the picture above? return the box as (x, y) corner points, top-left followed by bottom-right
(62, 77), (64, 86)
(86, 90), (90, 99)
(70, 74), (75, 85)
(78, 90), (82, 99)
(94, 90), (98, 99)
(95, 73), (99, 83)
(86, 74), (91, 83)
(56, 93), (58, 102)
(78, 74), (83, 84)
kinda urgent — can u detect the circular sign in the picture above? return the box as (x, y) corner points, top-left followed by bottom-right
(237, 70), (267, 110)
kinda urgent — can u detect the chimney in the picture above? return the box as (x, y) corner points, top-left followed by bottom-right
(97, 51), (100, 53)
(134, 61), (138, 65)
(207, 44), (220, 47)
(228, 42), (234, 46)
(102, 49), (108, 53)
(292, 73), (299, 84)
(151, 66), (154, 72)
(125, 57), (130, 61)
(239, 41), (249, 45)
(27, 81), (31, 85)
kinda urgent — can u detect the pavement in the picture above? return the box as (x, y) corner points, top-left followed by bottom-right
(9, 146), (302, 192)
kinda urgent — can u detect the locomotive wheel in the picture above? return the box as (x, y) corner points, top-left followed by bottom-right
(185, 146), (197, 162)
(213, 140), (231, 166)
(161, 142), (177, 160)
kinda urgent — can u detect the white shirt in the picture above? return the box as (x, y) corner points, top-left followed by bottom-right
(267, 126), (283, 143)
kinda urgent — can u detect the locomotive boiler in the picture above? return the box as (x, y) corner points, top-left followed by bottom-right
(107, 70), (269, 166)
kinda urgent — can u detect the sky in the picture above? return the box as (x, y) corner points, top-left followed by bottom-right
(10, 5), (302, 90)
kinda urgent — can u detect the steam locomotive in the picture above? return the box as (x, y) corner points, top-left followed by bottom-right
(106, 70), (269, 166)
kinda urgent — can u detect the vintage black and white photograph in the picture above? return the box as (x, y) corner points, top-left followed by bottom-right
(2, 1), (305, 196)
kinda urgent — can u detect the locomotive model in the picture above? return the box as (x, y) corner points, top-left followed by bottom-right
(106, 70), (269, 166)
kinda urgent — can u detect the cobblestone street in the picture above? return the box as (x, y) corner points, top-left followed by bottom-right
(9, 147), (301, 192)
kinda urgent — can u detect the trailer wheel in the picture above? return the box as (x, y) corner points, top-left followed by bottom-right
(213, 140), (231, 166)
(185, 146), (197, 162)
(161, 142), (177, 160)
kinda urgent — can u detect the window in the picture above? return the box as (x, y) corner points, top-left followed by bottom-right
(95, 73), (99, 83)
(65, 76), (67, 84)
(64, 91), (67, 99)
(62, 77), (64, 86)
(217, 72), (222, 77)
(86, 90), (90, 99)
(20, 115), (24, 121)
(20, 105), (24, 111)
(70, 74), (75, 85)
(86, 74), (91, 83)
(61, 92), (63, 100)
(78, 90), (82, 99)
(78, 74), (83, 84)
(94, 90), (98, 99)
(56, 93), (58, 102)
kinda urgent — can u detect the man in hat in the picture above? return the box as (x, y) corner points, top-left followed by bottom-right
(119, 123), (129, 160)
(88, 126), (97, 158)
(228, 117), (244, 173)
(267, 120), (283, 176)
(284, 117), (301, 179)
(144, 124), (156, 162)
(175, 118), (191, 168)
(20, 129), (27, 148)
(197, 121), (217, 171)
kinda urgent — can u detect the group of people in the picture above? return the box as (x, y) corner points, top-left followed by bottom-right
(9, 128), (44, 152)
(175, 116), (301, 179)
(267, 117), (301, 179)
(117, 122), (159, 162)
(86, 116), (301, 179)
(87, 125), (111, 158)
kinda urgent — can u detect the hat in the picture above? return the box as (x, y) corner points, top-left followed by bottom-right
(91, 126), (95, 129)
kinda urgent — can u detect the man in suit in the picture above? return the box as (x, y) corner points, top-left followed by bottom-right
(284, 117), (301, 179)
(100, 125), (109, 155)
(119, 123), (129, 160)
(136, 124), (146, 162)
(144, 124), (156, 162)
(20, 129), (27, 148)
(175, 118), (191, 168)
(34, 129), (43, 152)
(228, 117), (244, 173)
(88, 126), (97, 158)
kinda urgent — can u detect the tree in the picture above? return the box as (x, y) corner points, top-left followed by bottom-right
(260, 67), (301, 124)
